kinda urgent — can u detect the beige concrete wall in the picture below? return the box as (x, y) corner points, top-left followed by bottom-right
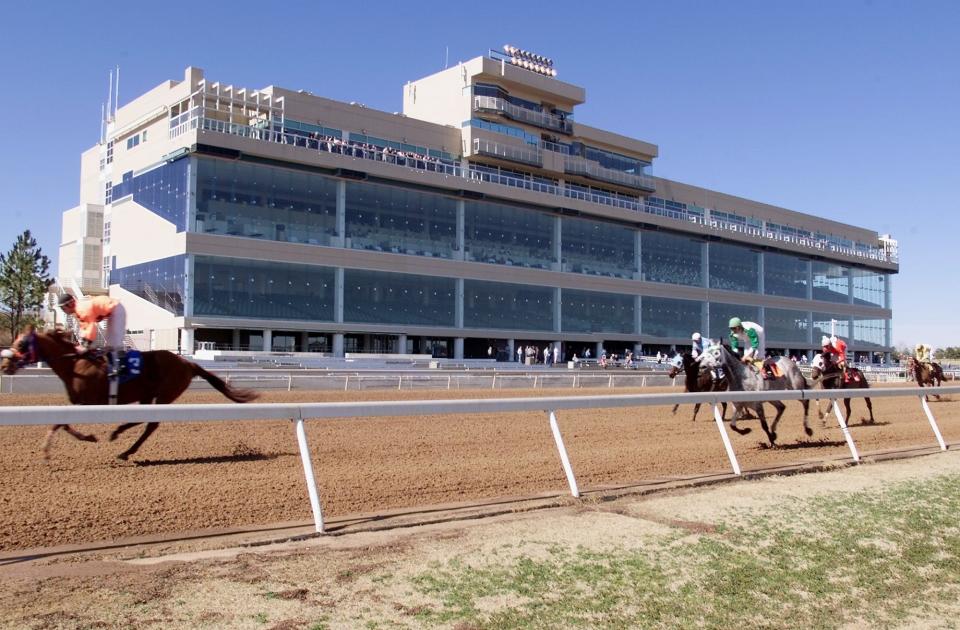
(111, 285), (181, 350)
(574, 123), (659, 161)
(402, 63), (471, 129)
(108, 198), (186, 268)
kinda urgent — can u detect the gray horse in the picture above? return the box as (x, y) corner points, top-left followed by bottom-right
(697, 344), (811, 445)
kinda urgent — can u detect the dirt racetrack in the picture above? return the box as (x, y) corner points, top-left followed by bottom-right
(1, 385), (957, 551)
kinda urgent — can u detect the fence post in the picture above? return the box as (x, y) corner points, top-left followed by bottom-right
(919, 396), (948, 451)
(832, 400), (861, 462)
(713, 403), (741, 475)
(608, 374), (613, 388)
(641, 376), (647, 387)
(492, 374), (496, 390)
(548, 411), (580, 497)
(398, 375), (403, 391)
(287, 374), (292, 392)
(344, 375), (349, 391)
(293, 410), (324, 533)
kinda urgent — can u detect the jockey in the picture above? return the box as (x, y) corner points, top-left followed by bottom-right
(691, 332), (704, 359)
(729, 317), (770, 377)
(821, 335), (850, 382)
(915, 343), (932, 364)
(58, 294), (127, 401)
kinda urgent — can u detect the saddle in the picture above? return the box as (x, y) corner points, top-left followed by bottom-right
(749, 358), (782, 380)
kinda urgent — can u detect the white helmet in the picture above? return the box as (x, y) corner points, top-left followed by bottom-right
(821, 336), (831, 346)
(692, 332), (701, 341)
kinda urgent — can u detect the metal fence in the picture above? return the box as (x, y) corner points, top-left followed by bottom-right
(0, 386), (955, 536)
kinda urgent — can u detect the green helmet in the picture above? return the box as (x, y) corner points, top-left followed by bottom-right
(728, 317), (742, 329)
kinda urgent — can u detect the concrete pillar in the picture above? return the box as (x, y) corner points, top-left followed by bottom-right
(454, 337), (464, 360)
(300, 331), (309, 352)
(634, 342), (643, 358)
(635, 295), (642, 336)
(333, 333), (344, 358)
(553, 287), (561, 333)
(335, 180), (346, 247)
(455, 278), (464, 329)
(634, 230), (642, 280)
(757, 251), (764, 294)
(398, 333), (407, 354)
(183, 255), (194, 318)
(552, 216), (562, 272)
(702, 241), (710, 289)
(455, 200), (466, 261)
(180, 327), (195, 355)
(702, 302), (711, 340)
(334, 268), (344, 323)
(232, 328), (241, 351)
(595, 341), (604, 359)
(806, 261), (814, 300)
(262, 329), (272, 351)
(507, 338), (515, 361)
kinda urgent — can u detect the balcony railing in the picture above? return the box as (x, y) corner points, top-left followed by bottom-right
(474, 96), (573, 134)
(472, 138), (543, 167)
(564, 157), (656, 192)
(178, 115), (898, 264)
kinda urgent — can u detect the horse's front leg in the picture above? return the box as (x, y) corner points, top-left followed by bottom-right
(110, 422), (142, 442)
(692, 402), (701, 422)
(864, 397), (875, 423)
(64, 425), (98, 443)
(765, 401), (785, 445)
(41, 424), (97, 460)
(800, 399), (812, 436)
(671, 403), (680, 415)
(729, 403), (753, 435)
(117, 422), (159, 461)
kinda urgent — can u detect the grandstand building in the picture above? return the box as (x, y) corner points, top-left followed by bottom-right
(59, 48), (898, 361)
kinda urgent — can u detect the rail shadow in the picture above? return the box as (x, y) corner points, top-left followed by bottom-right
(131, 452), (296, 467)
(758, 439), (849, 450)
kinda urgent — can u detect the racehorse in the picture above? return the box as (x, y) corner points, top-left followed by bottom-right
(1, 329), (258, 460)
(697, 344), (811, 446)
(668, 352), (729, 421)
(909, 357), (946, 392)
(810, 354), (875, 424)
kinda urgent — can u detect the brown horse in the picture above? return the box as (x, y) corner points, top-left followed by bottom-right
(1, 330), (258, 460)
(810, 354), (874, 424)
(668, 352), (729, 421)
(909, 358), (945, 387)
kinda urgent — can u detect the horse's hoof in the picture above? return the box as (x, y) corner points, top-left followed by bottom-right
(732, 426), (751, 435)
(83, 435), (98, 443)
(804, 427), (813, 437)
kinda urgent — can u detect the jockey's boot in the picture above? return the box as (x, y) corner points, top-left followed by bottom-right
(107, 349), (119, 405)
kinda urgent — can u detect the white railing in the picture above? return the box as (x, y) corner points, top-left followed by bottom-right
(472, 138), (543, 166)
(0, 386), (953, 535)
(474, 96), (573, 134)
(564, 157), (656, 191)
(179, 116), (897, 264)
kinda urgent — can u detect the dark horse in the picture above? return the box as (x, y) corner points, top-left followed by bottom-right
(668, 352), (729, 421)
(1, 330), (258, 460)
(697, 344), (811, 446)
(810, 354), (875, 424)
(909, 358), (946, 396)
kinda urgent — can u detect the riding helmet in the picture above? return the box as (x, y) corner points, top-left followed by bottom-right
(728, 317), (742, 329)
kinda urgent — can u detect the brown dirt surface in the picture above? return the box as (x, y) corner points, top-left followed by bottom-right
(0, 384), (957, 552)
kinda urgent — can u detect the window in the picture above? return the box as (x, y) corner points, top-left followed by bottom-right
(106, 140), (114, 164)
(141, 129), (148, 143)
(126, 134), (140, 149)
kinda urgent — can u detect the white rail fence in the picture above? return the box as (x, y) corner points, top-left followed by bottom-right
(0, 386), (955, 534)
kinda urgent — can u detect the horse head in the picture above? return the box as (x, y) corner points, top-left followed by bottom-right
(696, 343), (724, 370)
(1, 330), (40, 374)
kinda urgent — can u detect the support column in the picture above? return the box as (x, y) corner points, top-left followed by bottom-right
(702, 301), (710, 340)
(398, 333), (407, 354)
(553, 287), (561, 334)
(335, 180), (346, 247)
(806, 261), (814, 300)
(634, 230), (642, 280)
(263, 329), (272, 352)
(702, 241), (710, 289)
(757, 251), (764, 294)
(183, 255), (194, 318)
(180, 327), (195, 355)
(552, 216), (562, 272)
(455, 278), (464, 329)
(454, 338), (464, 360)
(333, 333), (344, 358)
(232, 328), (240, 351)
(595, 341), (604, 359)
(635, 295), (642, 337)
(455, 200), (466, 261)
(507, 338), (515, 362)
(334, 268), (344, 324)
(300, 331), (309, 352)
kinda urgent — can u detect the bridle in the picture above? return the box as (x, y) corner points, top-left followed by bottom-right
(1, 331), (40, 372)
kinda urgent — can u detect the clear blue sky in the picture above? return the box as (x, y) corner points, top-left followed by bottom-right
(1, 1), (957, 348)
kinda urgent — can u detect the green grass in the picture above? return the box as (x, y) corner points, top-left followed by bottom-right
(403, 474), (960, 629)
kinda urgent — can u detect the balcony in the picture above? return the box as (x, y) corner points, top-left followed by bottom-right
(472, 138), (543, 167)
(474, 96), (573, 134)
(564, 157), (656, 192)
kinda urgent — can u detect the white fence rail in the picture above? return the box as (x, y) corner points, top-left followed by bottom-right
(0, 386), (955, 535)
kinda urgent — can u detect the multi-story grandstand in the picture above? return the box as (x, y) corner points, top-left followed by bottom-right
(57, 47), (897, 361)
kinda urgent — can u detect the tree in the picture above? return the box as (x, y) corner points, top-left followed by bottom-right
(0, 230), (52, 340)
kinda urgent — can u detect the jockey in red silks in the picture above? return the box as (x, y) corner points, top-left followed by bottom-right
(821, 335), (851, 382)
(58, 294), (127, 402)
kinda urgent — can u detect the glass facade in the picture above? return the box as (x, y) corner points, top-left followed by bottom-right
(812, 313), (850, 342)
(852, 268), (886, 307)
(764, 252), (809, 299)
(193, 256), (335, 320)
(111, 255), (186, 316)
(561, 216), (635, 279)
(346, 181), (456, 258)
(642, 296), (702, 339)
(709, 303), (760, 341)
(112, 158), (189, 231)
(853, 317), (887, 348)
(812, 262), (850, 304)
(464, 200), (555, 269)
(562, 289), (635, 334)
(641, 231), (702, 286)
(464, 280), (554, 331)
(709, 242), (759, 293)
(343, 269), (455, 326)
(195, 158), (338, 245)
(765, 308), (810, 344)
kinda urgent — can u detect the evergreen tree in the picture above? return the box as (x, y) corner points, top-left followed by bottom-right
(0, 230), (52, 340)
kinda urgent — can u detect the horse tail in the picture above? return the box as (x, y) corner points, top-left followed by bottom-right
(191, 363), (259, 403)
